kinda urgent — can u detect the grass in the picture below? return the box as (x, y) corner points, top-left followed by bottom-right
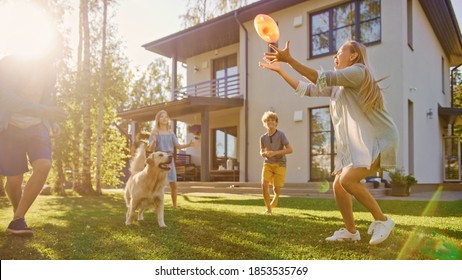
(0, 190), (461, 260)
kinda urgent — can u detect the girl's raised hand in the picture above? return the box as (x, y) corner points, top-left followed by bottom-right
(258, 61), (282, 73)
(263, 41), (292, 64)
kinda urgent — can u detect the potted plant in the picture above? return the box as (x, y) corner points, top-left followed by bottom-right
(388, 168), (418, 196)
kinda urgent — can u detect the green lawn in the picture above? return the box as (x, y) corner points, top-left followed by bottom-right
(0, 190), (461, 260)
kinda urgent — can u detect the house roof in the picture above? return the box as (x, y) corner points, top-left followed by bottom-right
(142, 0), (308, 63)
(142, 0), (462, 66)
(419, 0), (462, 66)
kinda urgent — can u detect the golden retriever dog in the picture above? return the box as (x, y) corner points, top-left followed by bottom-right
(124, 144), (172, 227)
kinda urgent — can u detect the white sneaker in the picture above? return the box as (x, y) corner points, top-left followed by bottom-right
(325, 228), (361, 242)
(368, 215), (395, 245)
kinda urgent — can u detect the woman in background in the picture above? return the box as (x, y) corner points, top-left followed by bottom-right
(149, 110), (193, 209)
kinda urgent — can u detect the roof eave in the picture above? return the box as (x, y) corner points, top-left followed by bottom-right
(142, 0), (309, 63)
(419, 0), (462, 66)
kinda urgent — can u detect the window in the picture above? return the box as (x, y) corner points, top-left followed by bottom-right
(310, 107), (336, 181)
(310, 0), (381, 57)
(213, 54), (238, 97)
(212, 126), (237, 169)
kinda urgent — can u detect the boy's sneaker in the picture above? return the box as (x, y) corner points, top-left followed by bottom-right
(368, 215), (394, 245)
(325, 228), (360, 241)
(6, 218), (33, 235)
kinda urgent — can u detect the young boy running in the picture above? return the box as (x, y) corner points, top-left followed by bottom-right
(260, 111), (293, 215)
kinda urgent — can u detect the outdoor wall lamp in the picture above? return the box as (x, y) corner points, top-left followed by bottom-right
(193, 66), (199, 73)
(426, 108), (433, 119)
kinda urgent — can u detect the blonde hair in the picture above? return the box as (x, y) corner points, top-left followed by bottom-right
(344, 40), (385, 112)
(261, 111), (278, 124)
(153, 110), (172, 133)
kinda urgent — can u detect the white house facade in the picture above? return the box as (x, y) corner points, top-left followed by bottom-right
(119, 0), (462, 185)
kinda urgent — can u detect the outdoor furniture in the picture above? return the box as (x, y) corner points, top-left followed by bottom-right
(175, 153), (199, 181)
(209, 169), (240, 182)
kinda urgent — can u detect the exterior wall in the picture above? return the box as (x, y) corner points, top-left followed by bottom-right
(179, 0), (453, 184)
(241, 0), (451, 183)
(401, 0), (452, 183)
(186, 44), (239, 85)
(245, 0), (335, 183)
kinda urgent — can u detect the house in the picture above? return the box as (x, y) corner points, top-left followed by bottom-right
(118, 0), (462, 184)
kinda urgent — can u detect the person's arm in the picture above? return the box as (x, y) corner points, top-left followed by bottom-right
(148, 130), (157, 151)
(173, 134), (193, 150)
(1, 94), (66, 124)
(175, 140), (193, 150)
(0, 85), (66, 120)
(265, 143), (293, 158)
(264, 41), (319, 83)
(258, 62), (299, 89)
(259, 61), (332, 98)
(260, 137), (269, 158)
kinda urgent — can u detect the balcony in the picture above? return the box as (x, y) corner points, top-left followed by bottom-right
(173, 74), (241, 100)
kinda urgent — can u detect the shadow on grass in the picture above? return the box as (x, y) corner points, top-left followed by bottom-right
(0, 193), (461, 260)
(184, 194), (462, 218)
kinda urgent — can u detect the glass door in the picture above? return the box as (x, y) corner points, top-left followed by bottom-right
(443, 136), (461, 182)
(212, 54), (237, 97)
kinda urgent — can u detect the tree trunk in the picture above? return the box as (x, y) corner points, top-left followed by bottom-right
(77, 0), (94, 195)
(71, 0), (84, 192)
(0, 176), (5, 197)
(53, 133), (67, 196)
(95, 0), (108, 195)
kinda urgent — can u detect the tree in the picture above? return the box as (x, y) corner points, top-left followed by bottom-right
(0, 176), (4, 197)
(76, 0), (94, 195)
(95, 0), (108, 195)
(51, 0), (131, 195)
(119, 58), (182, 146)
(452, 67), (462, 136)
(180, 0), (253, 28)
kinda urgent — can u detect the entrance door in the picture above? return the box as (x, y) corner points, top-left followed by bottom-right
(443, 136), (461, 182)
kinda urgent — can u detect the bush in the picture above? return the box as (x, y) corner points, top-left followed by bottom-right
(389, 168), (417, 187)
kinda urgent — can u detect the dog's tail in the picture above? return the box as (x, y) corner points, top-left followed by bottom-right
(129, 143), (147, 174)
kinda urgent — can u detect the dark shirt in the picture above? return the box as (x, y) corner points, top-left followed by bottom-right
(260, 129), (289, 167)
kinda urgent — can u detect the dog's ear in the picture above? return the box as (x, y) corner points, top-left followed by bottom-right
(146, 157), (155, 166)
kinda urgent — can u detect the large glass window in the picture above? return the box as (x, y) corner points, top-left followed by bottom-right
(212, 126), (237, 169)
(310, 0), (381, 57)
(310, 107), (336, 180)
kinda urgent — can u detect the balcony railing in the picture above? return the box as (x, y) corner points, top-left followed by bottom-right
(173, 74), (241, 100)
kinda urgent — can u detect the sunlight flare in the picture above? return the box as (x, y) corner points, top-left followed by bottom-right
(0, 0), (56, 58)
(318, 180), (330, 193)
(397, 186), (461, 260)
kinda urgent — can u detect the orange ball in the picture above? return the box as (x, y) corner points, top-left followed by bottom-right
(254, 14), (279, 43)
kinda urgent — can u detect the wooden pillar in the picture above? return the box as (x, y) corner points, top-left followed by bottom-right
(200, 111), (210, 181)
(171, 56), (177, 101)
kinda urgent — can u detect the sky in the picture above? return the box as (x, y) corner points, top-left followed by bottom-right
(0, 0), (461, 70)
(112, 0), (187, 70)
